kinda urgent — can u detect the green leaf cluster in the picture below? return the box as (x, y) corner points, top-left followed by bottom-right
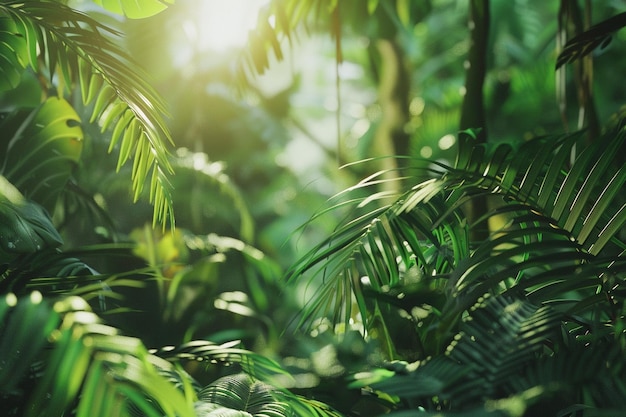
(0, 0), (175, 227)
(2, 1), (626, 416)
(288, 126), (626, 414)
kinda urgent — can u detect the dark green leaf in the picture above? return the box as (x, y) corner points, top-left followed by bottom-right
(0, 97), (83, 212)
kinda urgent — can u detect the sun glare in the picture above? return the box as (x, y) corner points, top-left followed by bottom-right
(186, 0), (269, 53)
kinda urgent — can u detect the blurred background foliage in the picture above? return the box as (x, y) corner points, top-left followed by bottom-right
(52, 0), (626, 383)
(60, 0), (626, 248)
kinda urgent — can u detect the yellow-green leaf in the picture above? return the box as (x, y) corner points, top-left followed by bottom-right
(367, 0), (379, 14)
(397, 0), (410, 26)
(92, 0), (173, 19)
(0, 16), (29, 91)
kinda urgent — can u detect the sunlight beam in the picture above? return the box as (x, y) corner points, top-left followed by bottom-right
(188, 0), (269, 53)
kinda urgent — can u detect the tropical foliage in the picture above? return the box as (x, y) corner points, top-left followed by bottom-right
(0, 0), (323, 415)
(0, 0), (625, 416)
(294, 126), (626, 415)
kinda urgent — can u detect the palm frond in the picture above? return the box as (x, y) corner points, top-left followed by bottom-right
(196, 373), (346, 417)
(507, 341), (626, 411)
(0, 1), (174, 227)
(152, 340), (289, 384)
(197, 373), (292, 417)
(556, 12), (626, 69)
(248, 0), (413, 78)
(366, 295), (558, 403)
(0, 247), (100, 295)
(0, 292), (195, 417)
(287, 128), (626, 339)
(239, 0), (345, 78)
(361, 294), (626, 415)
(285, 396), (346, 417)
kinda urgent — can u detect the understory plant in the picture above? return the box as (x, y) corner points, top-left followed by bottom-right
(0, 0), (341, 416)
(288, 127), (626, 415)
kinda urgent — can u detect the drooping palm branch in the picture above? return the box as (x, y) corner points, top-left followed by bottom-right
(556, 11), (626, 69)
(1, 288), (336, 417)
(0, 292), (198, 417)
(0, 0), (175, 227)
(240, 0), (425, 79)
(287, 128), (626, 347)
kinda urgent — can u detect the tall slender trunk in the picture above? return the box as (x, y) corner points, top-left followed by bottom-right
(459, 0), (490, 242)
(558, 0), (600, 141)
(372, 38), (411, 189)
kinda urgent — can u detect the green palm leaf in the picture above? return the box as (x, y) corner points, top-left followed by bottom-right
(240, 0), (344, 77)
(0, 247), (101, 295)
(197, 373), (292, 417)
(0, 1), (175, 227)
(288, 128), (626, 341)
(196, 373), (345, 417)
(0, 292), (196, 417)
(369, 295), (558, 404)
(151, 340), (289, 384)
(361, 295), (626, 415)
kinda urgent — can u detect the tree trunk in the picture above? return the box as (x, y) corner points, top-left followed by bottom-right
(372, 38), (411, 185)
(459, 0), (490, 242)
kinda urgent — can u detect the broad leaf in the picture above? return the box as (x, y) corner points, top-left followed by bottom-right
(93, 0), (173, 19)
(0, 176), (62, 264)
(0, 97), (83, 212)
(0, 15), (28, 91)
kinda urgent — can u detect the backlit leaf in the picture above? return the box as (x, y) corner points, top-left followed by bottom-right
(93, 0), (173, 19)
(0, 1), (175, 228)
